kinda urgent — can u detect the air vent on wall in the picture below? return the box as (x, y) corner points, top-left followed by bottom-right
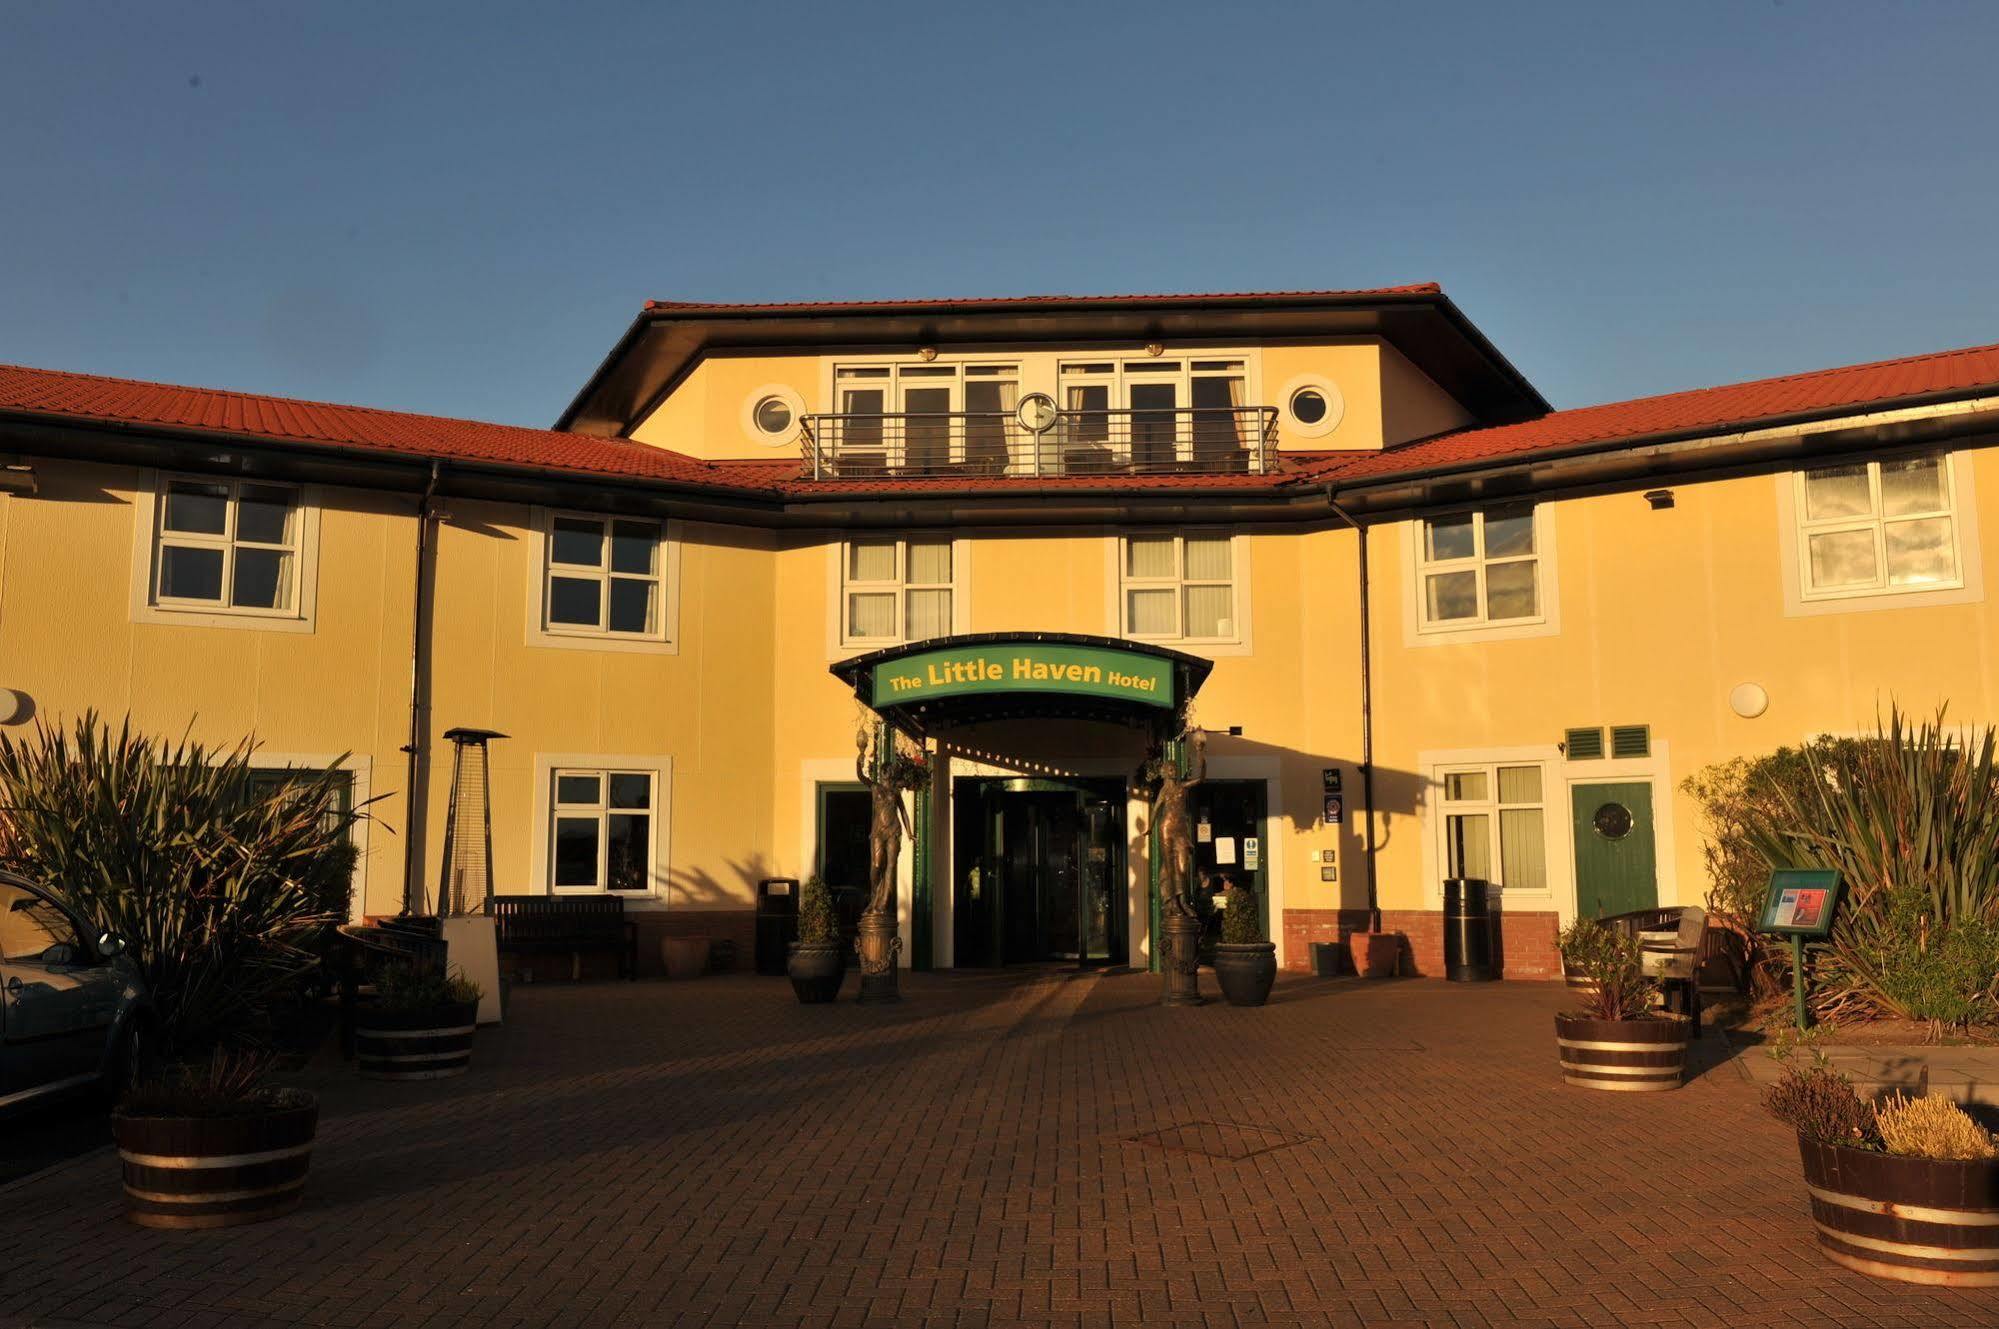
(1564, 727), (1605, 761)
(1611, 725), (1652, 759)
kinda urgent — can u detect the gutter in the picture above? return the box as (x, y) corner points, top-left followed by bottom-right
(1326, 495), (1380, 934)
(399, 461), (441, 916)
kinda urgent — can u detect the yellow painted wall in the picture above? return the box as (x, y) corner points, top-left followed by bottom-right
(631, 338), (1430, 459)
(1363, 443), (1999, 926)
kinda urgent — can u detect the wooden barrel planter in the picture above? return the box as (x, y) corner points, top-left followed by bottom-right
(1797, 1135), (1999, 1286)
(1552, 1014), (1688, 1091)
(112, 1091), (317, 1229)
(355, 999), (478, 1080)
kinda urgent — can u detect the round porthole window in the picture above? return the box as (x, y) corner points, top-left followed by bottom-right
(753, 396), (793, 435)
(1277, 374), (1344, 439)
(1592, 802), (1634, 840)
(742, 386), (805, 446)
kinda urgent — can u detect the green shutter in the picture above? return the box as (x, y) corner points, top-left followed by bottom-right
(1611, 725), (1651, 759)
(1564, 727), (1605, 761)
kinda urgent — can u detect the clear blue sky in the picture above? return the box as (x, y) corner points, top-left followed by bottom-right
(5, 1), (1997, 428)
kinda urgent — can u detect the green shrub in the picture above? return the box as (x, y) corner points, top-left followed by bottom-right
(797, 875), (838, 945)
(1740, 707), (1999, 1026)
(371, 962), (482, 1013)
(0, 712), (365, 1057)
(118, 1047), (304, 1119)
(1876, 1092), (1999, 1161)
(1220, 884), (1263, 944)
(1558, 918), (1655, 1020)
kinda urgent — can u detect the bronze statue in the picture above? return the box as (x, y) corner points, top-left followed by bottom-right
(1146, 725), (1207, 919)
(857, 723), (914, 917)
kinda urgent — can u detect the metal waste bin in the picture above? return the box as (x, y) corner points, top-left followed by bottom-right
(755, 877), (799, 976)
(1443, 877), (1496, 981)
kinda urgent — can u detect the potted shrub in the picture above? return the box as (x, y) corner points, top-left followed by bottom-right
(113, 1050), (317, 1229)
(787, 875), (847, 1004)
(354, 963), (482, 1080)
(1552, 918), (1689, 1091)
(1212, 882), (1277, 1006)
(1767, 1049), (1999, 1285)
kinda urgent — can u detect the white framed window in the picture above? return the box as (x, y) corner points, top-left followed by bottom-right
(548, 767), (658, 895)
(1277, 373), (1345, 440)
(1795, 454), (1963, 600)
(148, 477), (305, 617)
(742, 384), (806, 446)
(841, 535), (955, 645)
(536, 511), (675, 646)
(1439, 763), (1549, 893)
(1416, 504), (1543, 631)
(1120, 531), (1239, 642)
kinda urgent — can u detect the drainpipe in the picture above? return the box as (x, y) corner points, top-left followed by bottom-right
(1327, 494), (1380, 933)
(400, 461), (442, 916)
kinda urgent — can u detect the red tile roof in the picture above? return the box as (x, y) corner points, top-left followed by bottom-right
(8, 333), (1999, 505)
(1309, 337), (1999, 486)
(0, 362), (779, 494)
(641, 285), (1443, 316)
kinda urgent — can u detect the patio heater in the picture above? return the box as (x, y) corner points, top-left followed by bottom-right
(438, 727), (507, 917)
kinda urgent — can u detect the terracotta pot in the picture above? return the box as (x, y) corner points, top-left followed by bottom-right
(1552, 1013), (1688, 1091)
(787, 941), (847, 1004)
(1796, 1134), (1999, 1286)
(113, 1090), (317, 1229)
(661, 934), (711, 979)
(1213, 942), (1277, 1006)
(354, 999), (478, 1080)
(1348, 931), (1401, 978)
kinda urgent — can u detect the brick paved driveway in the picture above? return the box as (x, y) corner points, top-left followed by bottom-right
(4, 970), (1996, 1328)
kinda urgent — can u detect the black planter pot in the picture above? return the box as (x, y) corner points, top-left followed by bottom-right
(1213, 942), (1278, 1007)
(1797, 1133), (1999, 1285)
(113, 1090), (317, 1229)
(1552, 1013), (1688, 1091)
(787, 941), (848, 1004)
(354, 999), (478, 1080)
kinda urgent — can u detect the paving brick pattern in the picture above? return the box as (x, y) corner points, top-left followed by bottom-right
(3, 972), (1996, 1328)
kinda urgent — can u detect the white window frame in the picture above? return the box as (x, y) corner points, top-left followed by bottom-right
(129, 473), (320, 632)
(1775, 450), (1984, 618)
(528, 753), (673, 902)
(837, 534), (961, 647)
(1401, 505), (1560, 647)
(1435, 760), (1551, 897)
(1793, 454), (1964, 602)
(1115, 530), (1246, 647)
(527, 509), (681, 653)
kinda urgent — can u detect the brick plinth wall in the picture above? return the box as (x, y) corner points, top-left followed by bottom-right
(507, 909), (757, 982)
(1282, 907), (1561, 980)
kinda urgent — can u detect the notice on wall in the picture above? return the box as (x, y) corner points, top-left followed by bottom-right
(1214, 836), (1237, 866)
(1243, 837), (1260, 871)
(1197, 819), (1212, 844)
(1323, 795), (1344, 825)
(1322, 768), (1342, 794)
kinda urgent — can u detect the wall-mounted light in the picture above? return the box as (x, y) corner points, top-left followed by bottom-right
(1729, 683), (1770, 719)
(1143, 342), (1165, 358)
(917, 346), (938, 361)
(1644, 489), (1675, 510)
(0, 688), (34, 725)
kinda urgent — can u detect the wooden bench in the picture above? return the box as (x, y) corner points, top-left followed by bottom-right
(1598, 905), (1706, 1037)
(487, 895), (638, 981)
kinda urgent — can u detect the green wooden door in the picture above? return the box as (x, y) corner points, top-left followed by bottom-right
(1570, 781), (1657, 918)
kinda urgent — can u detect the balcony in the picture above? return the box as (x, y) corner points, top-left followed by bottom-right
(799, 406), (1279, 481)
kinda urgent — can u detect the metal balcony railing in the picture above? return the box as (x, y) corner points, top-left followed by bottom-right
(799, 406), (1280, 481)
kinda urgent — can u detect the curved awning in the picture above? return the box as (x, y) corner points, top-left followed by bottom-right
(831, 632), (1212, 735)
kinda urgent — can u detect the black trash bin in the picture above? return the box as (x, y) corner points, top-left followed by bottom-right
(1443, 877), (1496, 982)
(755, 878), (800, 976)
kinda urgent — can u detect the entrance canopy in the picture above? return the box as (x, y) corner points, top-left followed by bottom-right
(831, 632), (1212, 735)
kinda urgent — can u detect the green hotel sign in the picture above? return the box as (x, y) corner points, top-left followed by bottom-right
(871, 642), (1175, 709)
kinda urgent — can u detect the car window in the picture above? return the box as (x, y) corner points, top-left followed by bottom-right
(0, 882), (78, 962)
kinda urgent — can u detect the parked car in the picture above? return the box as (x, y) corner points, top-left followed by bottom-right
(0, 870), (149, 1114)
